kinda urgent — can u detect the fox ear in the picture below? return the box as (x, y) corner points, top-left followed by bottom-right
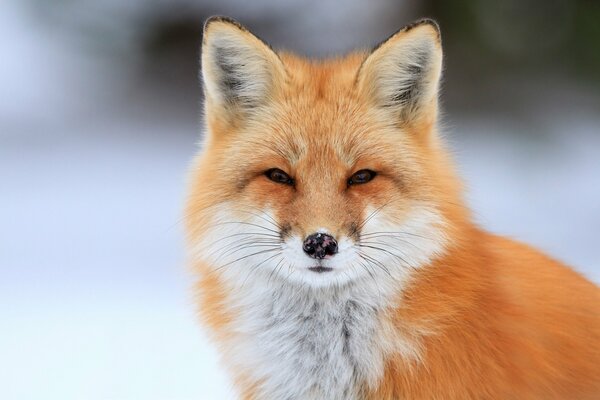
(201, 17), (286, 122)
(356, 19), (442, 126)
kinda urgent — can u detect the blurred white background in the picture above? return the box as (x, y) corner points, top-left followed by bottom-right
(1, 0), (598, 399)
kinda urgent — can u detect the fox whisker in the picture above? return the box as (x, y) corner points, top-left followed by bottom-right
(205, 231), (281, 250)
(267, 256), (287, 286)
(211, 242), (281, 264)
(358, 253), (393, 277)
(355, 200), (394, 232)
(207, 235), (281, 260)
(212, 248), (281, 274)
(360, 231), (436, 243)
(355, 259), (383, 299)
(210, 220), (281, 235)
(358, 245), (407, 271)
(241, 253), (284, 288)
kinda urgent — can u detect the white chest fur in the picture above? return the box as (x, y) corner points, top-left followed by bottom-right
(218, 278), (394, 400)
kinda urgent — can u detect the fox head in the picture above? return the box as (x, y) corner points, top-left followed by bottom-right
(186, 17), (465, 290)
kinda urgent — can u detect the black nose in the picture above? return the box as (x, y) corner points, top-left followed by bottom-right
(303, 233), (338, 259)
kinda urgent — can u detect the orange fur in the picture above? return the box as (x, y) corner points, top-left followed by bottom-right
(185, 17), (600, 399)
(365, 231), (600, 399)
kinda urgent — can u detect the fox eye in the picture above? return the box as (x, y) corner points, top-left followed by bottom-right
(265, 168), (294, 185)
(348, 169), (376, 186)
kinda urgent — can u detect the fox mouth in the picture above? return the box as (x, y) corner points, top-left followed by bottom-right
(308, 266), (333, 273)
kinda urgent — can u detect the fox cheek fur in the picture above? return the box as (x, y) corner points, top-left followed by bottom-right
(185, 16), (600, 400)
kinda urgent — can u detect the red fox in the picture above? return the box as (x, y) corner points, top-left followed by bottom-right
(185, 16), (600, 399)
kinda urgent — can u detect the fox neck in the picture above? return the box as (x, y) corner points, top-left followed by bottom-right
(214, 263), (427, 400)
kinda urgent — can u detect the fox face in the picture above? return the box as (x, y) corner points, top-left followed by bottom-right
(186, 17), (456, 290)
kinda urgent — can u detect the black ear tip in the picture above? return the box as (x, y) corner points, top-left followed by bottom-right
(371, 18), (442, 53)
(408, 18), (441, 39)
(203, 15), (246, 34)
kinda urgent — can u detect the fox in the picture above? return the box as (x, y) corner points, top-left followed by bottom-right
(185, 16), (600, 400)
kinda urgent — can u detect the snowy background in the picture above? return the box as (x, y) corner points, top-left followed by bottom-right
(1, 1), (598, 399)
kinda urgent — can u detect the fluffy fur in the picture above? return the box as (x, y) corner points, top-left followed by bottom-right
(185, 16), (600, 399)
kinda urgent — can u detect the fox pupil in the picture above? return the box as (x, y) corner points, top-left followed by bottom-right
(265, 168), (294, 185)
(348, 169), (376, 185)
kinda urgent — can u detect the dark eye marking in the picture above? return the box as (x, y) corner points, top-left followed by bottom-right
(265, 168), (294, 186)
(347, 169), (377, 186)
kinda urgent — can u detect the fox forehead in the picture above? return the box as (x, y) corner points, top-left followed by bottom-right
(280, 52), (366, 96)
(222, 94), (418, 173)
(244, 109), (398, 165)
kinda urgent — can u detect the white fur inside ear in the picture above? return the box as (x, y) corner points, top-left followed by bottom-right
(202, 24), (279, 110)
(359, 25), (442, 118)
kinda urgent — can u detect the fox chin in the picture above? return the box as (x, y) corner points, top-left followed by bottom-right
(185, 16), (600, 400)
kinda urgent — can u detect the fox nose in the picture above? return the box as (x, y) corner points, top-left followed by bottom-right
(303, 233), (338, 259)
